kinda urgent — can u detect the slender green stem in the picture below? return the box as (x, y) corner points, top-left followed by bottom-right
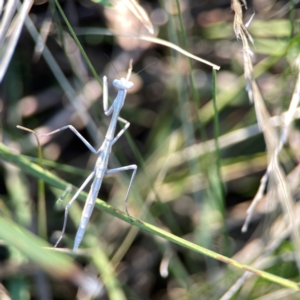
(53, 0), (102, 88)
(212, 69), (230, 254)
(16, 126), (47, 239)
(289, 0), (296, 38)
(212, 69), (222, 183)
(211, 71), (223, 204)
(174, 0), (207, 141)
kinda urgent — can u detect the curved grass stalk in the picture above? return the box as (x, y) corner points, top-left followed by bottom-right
(54, 0), (220, 80)
(74, 27), (220, 70)
(16, 126), (47, 240)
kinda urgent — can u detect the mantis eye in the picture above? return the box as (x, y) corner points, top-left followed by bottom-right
(127, 82), (134, 90)
(112, 79), (119, 87)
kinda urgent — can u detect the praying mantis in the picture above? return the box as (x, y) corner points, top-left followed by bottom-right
(21, 61), (137, 252)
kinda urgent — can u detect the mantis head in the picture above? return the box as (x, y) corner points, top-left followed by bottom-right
(113, 78), (134, 90)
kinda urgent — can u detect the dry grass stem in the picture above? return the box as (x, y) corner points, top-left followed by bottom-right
(223, 194), (300, 299)
(0, 0), (33, 82)
(122, 0), (154, 34)
(232, 0), (300, 277)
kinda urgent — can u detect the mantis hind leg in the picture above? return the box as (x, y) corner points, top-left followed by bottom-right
(106, 165), (137, 217)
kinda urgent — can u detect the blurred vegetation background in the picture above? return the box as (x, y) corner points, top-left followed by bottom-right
(1, 0), (300, 299)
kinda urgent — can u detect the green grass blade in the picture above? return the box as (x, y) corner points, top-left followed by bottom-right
(0, 216), (101, 293)
(1, 142), (299, 290)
